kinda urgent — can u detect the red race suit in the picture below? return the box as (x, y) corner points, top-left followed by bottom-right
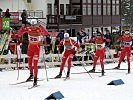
(17, 26), (48, 78)
(57, 38), (80, 73)
(117, 35), (133, 69)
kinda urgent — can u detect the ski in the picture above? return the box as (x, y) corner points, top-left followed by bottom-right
(104, 68), (128, 70)
(71, 71), (103, 74)
(10, 79), (43, 85)
(49, 77), (66, 79)
(10, 80), (32, 85)
(28, 85), (40, 89)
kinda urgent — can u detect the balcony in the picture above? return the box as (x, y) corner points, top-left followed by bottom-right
(47, 15), (82, 25)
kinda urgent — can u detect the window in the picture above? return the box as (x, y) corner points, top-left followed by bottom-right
(116, 0), (119, 4)
(112, 5), (116, 15)
(83, 0), (86, 3)
(60, 4), (64, 15)
(107, 5), (111, 15)
(116, 5), (119, 15)
(93, 0), (97, 3)
(98, 0), (101, 3)
(107, 0), (110, 4)
(98, 5), (101, 15)
(88, 5), (91, 15)
(66, 4), (69, 15)
(103, 5), (106, 15)
(47, 4), (52, 15)
(83, 5), (87, 15)
(93, 5), (97, 15)
(103, 0), (106, 4)
(54, 5), (57, 15)
(88, 0), (91, 3)
(112, 0), (116, 4)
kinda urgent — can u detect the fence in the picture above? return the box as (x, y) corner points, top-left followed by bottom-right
(1, 50), (131, 69)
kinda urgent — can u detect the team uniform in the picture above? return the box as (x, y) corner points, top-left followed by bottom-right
(55, 33), (80, 78)
(114, 31), (133, 73)
(88, 32), (111, 75)
(17, 20), (48, 86)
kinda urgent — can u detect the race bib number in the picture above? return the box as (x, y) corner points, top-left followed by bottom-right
(123, 42), (132, 46)
(29, 36), (39, 42)
(97, 45), (102, 48)
(96, 43), (105, 49)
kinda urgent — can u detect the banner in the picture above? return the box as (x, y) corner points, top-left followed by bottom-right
(2, 18), (10, 30)
(0, 18), (2, 30)
(2, 12), (19, 24)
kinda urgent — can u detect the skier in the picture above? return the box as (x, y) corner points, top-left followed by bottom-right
(114, 31), (133, 73)
(86, 31), (111, 76)
(17, 19), (49, 86)
(55, 33), (80, 79)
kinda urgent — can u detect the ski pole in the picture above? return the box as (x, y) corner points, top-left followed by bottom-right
(16, 44), (19, 80)
(43, 46), (49, 81)
(74, 55), (93, 79)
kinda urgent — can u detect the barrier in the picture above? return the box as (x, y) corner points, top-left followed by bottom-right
(0, 50), (133, 69)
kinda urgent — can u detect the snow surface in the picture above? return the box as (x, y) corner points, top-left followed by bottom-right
(0, 62), (133, 100)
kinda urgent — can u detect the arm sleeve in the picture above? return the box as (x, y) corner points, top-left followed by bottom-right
(117, 36), (123, 42)
(71, 39), (80, 51)
(40, 26), (49, 36)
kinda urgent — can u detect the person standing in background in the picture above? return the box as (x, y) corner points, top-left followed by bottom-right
(5, 8), (11, 18)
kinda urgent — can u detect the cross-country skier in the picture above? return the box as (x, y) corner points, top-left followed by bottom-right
(17, 19), (48, 86)
(114, 31), (133, 73)
(86, 31), (111, 76)
(55, 33), (80, 78)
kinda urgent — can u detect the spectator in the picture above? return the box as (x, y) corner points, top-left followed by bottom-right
(104, 30), (112, 47)
(0, 8), (2, 18)
(57, 31), (64, 40)
(54, 36), (60, 54)
(46, 34), (51, 54)
(57, 31), (64, 53)
(77, 28), (87, 50)
(21, 9), (28, 25)
(5, 8), (11, 18)
(111, 30), (120, 46)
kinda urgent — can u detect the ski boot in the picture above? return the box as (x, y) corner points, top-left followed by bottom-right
(114, 64), (120, 69)
(102, 70), (104, 76)
(55, 72), (62, 79)
(33, 77), (37, 86)
(128, 69), (130, 74)
(89, 67), (95, 72)
(26, 74), (33, 82)
(66, 71), (70, 78)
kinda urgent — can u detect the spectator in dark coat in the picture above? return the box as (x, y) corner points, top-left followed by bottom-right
(21, 9), (28, 25)
(104, 30), (112, 47)
(5, 8), (11, 18)
(46, 34), (51, 54)
(57, 31), (64, 53)
(0, 8), (2, 18)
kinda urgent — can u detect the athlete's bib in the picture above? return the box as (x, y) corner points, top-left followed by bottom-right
(96, 43), (105, 49)
(123, 41), (132, 47)
(29, 35), (41, 43)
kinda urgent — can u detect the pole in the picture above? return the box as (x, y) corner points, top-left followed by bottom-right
(74, 55), (93, 79)
(43, 46), (49, 81)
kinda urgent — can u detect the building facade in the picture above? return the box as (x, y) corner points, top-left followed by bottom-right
(0, 0), (121, 36)
(47, 0), (121, 36)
